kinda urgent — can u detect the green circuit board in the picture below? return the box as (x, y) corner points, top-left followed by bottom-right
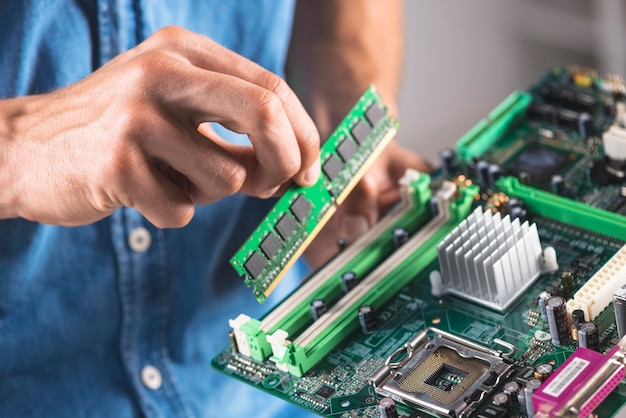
(215, 67), (626, 417)
(231, 86), (398, 303)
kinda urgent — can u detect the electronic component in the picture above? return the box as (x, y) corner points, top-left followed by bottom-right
(534, 363), (554, 381)
(310, 299), (328, 320)
(523, 378), (542, 416)
(378, 397), (399, 418)
(230, 86), (399, 302)
(439, 148), (457, 174)
(437, 207), (554, 311)
(358, 305), (377, 333)
(532, 337), (626, 417)
(571, 309), (585, 341)
(546, 296), (571, 346)
(372, 328), (512, 418)
(315, 385), (335, 399)
(392, 227), (409, 248)
(503, 381), (520, 406)
(578, 322), (600, 351)
(538, 291), (551, 319)
(340, 271), (358, 293)
(603, 125), (626, 163)
(507, 144), (572, 184)
(614, 285), (626, 339)
(566, 244), (626, 320)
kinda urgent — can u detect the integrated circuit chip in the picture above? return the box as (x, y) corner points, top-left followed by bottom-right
(337, 137), (358, 162)
(365, 102), (385, 127)
(276, 214), (298, 241)
(351, 118), (371, 144)
(290, 195), (312, 222)
(260, 233), (281, 259)
(322, 155), (343, 181)
(244, 252), (267, 279)
(315, 385), (336, 399)
(507, 143), (573, 183)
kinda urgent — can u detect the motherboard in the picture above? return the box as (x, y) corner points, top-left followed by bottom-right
(213, 67), (626, 418)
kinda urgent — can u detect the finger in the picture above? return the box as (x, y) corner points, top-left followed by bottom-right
(150, 27), (321, 186)
(143, 123), (247, 204)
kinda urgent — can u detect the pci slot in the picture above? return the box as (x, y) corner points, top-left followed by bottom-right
(270, 181), (478, 376)
(497, 176), (626, 241)
(455, 91), (532, 162)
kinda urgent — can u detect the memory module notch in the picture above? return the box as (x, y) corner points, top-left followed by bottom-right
(230, 85), (399, 303)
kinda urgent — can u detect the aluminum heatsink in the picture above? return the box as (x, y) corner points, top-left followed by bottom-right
(436, 207), (555, 311)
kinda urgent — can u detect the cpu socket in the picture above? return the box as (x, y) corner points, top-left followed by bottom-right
(371, 328), (512, 417)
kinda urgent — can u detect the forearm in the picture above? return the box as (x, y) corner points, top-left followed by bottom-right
(287, 0), (403, 138)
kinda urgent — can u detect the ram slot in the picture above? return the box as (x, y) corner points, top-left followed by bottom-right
(261, 170), (431, 334)
(270, 181), (478, 376)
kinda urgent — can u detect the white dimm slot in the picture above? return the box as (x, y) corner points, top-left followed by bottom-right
(567, 244), (626, 320)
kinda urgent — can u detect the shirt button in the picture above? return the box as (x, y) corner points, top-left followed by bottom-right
(140, 365), (162, 390)
(128, 227), (151, 253)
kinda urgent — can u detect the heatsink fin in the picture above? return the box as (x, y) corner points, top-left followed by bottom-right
(437, 207), (554, 311)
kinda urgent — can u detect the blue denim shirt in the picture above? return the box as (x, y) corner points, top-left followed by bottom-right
(0, 1), (314, 417)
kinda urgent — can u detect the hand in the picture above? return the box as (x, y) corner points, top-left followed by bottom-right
(0, 26), (320, 228)
(304, 139), (432, 269)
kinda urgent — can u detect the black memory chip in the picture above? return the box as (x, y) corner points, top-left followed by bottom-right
(337, 137), (358, 162)
(276, 213), (297, 241)
(244, 252), (267, 279)
(315, 385), (336, 399)
(365, 102), (385, 127)
(322, 155), (343, 181)
(260, 233), (281, 259)
(351, 118), (370, 144)
(290, 195), (312, 222)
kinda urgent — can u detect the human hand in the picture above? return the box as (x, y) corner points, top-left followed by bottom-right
(304, 139), (432, 269)
(0, 26), (320, 228)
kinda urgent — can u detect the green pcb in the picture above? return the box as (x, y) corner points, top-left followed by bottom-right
(231, 85), (398, 303)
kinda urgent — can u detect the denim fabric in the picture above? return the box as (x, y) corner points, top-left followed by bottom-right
(0, 1), (316, 417)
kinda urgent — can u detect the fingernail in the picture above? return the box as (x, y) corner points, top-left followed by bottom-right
(340, 215), (369, 242)
(303, 159), (321, 186)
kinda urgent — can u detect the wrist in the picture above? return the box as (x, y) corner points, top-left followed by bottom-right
(0, 97), (28, 220)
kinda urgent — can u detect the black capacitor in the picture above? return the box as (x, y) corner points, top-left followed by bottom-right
(578, 322), (600, 351)
(336, 237), (348, 251)
(614, 286), (626, 339)
(310, 299), (328, 320)
(439, 148), (457, 174)
(503, 381), (520, 406)
(546, 296), (571, 346)
(550, 175), (566, 195)
(378, 397), (398, 418)
(538, 291), (552, 319)
(560, 271), (574, 298)
(571, 309), (585, 341)
(358, 305), (377, 333)
(341, 271), (358, 293)
(509, 206), (527, 223)
(476, 160), (490, 186)
(491, 392), (510, 408)
(507, 197), (523, 211)
(392, 228), (409, 248)
(487, 164), (502, 186)
(519, 171), (531, 185)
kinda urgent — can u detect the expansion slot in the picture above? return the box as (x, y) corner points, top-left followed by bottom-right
(456, 91), (532, 162)
(230, 171), (432, 363)
(231, 86), (398, 303)
(497, 176), (626, 241)
(270, 181), (478, 376)
(261, 170), (432, 334)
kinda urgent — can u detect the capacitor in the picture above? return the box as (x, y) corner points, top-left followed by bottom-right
(509, 206), (528, 223)
(550, 174), (566, 195)
(533, 363), (554, 381)
(508, 197), (523, 211)
(546, 296), (571, 346)
(476, 160), (490, 186)
(503, 381), (520, 406)
(537, 291), (552, 319)
(614, 286), (626, 339)
(571, 309), (585, 341)
(358, 305), (377, 333)
(341, 271), (358, 293)
(523, 378), (542, 416)
(378, 397), (398, 418)
(487, 164), (502, 186)
(578, 322), (600, 351)
(491, 392), (510, 408)
(439, 148), (457, 175)
(336, 237), (348, 251)
(560, 270), (574, 298)
(311, 299), (328, 320)
(392, 227), (409, 248)
(519, 171), (532, 185)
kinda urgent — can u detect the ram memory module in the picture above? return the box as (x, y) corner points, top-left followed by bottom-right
(230, 85), (398, 303)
